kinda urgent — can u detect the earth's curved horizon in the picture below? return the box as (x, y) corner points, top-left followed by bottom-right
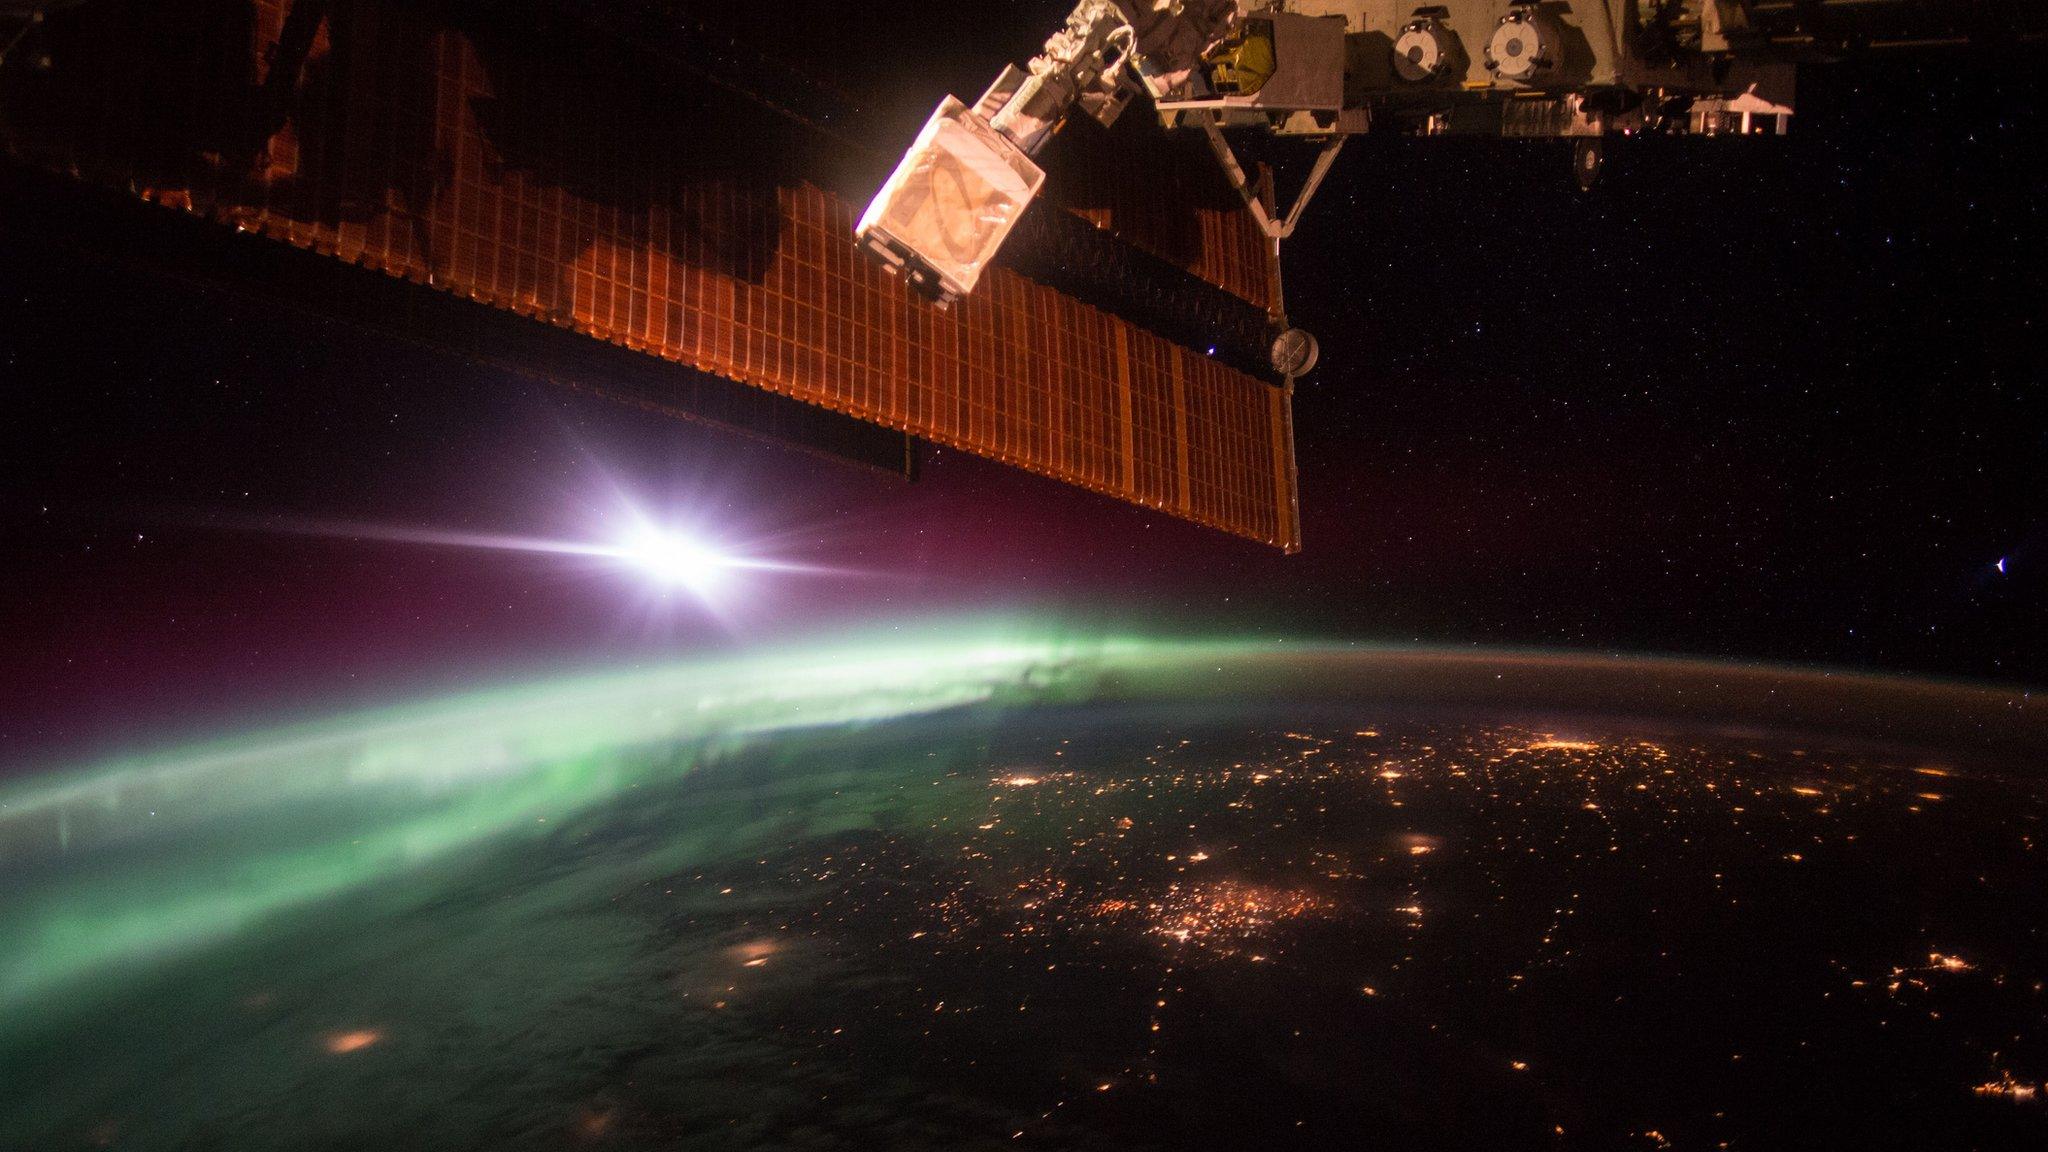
(4, 629), (2045, 1149)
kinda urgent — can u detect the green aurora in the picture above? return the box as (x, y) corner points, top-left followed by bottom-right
(0, 626), (1189, 1015)
(3, 624), (2040, 1032)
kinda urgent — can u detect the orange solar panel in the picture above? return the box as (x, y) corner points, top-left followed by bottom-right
(3, 0), (1301, 550)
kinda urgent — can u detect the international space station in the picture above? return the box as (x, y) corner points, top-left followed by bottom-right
(857, 0), (1961, 378)
(1, 0), (2037, 552)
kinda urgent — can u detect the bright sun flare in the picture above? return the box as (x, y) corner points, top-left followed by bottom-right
(615, 526), (734, 595)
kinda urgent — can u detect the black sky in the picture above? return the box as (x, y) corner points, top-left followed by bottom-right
(1, 6), (2043, 769)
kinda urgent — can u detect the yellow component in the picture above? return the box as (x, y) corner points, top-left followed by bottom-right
(1207, 23), (1277, 97)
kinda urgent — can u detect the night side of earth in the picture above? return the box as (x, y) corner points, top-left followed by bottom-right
(3, 635), (2044, 1150)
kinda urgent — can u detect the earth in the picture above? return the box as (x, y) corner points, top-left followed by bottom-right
(3, 630), (2046, 1151)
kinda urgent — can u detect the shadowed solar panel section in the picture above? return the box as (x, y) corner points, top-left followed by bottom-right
(0, 0), (1301, 550)
(1041, 116), (1277, 315)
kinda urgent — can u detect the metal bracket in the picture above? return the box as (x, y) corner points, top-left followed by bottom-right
(1195, 110), (1345, 243)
